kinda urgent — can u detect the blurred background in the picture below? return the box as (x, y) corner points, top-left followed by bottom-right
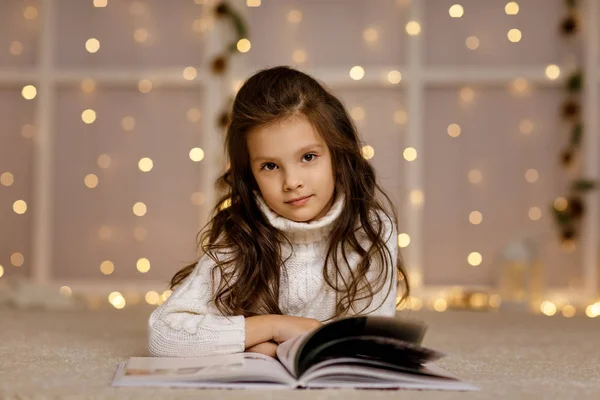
(1, 0), (599, 317)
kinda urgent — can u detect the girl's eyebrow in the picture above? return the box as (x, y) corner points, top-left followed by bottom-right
(252, 144), (324, 163)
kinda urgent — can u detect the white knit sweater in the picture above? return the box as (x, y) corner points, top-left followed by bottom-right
(147, 191), (398, 357)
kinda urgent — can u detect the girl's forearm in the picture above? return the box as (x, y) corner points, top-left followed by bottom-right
(244, 315), (275, 348)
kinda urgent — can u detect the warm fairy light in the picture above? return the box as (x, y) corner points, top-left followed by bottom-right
(394, 110), (407, 125)
(11, 252), (24, 267)
(1, 172), (14, 187)
(459, 87), (475, 103)
(145, 291), (160, 305)
(187, 108), (202, 122)
(469, 211), (483, 225)
(554, 197), (568, 212)
(488, 294), (502, 308)
(133, 28), (149, 43)
(528, 207), (542, 221)
(0, 265), (4, 278)
(192, 17), (213, 33)
(349, 66), (365, 80)
(21, 85), (37, 100)
(519, 119), (534, 134)
(403, 147), (417, 161)
(121, 116), (136, 131)
(525, 169), (539, 183)
(100, 261), (115, 275)
(137, 258), (151, 273)
(585, 303), (600, 318)
(398, 233), (411, 248)
(540, 301), (557, 316)
(467, 252), (482, 266)
(189, 147), (205, 162)
(433, 298), (447, 312)
(81, 78), (96, 94)
(387, 70), (402, 84)
(409, 190), (424, 205)
(134, 226), (148, 241)
(97, 154), (112, 169)
(449, 4), (464, 18)
(10, 41), (23, 55)
(350, 106), (365, 121)
(13, 200), (27, 214)
(466, 36), (479, 50)
(447, 123), (461, 137)
(138, 79), (153, 93)
(133, 202), (147, 216)
(24, 6), (38, 19)
(505, 1), (519, 15)
(287, 10), (302, 23)
(94, 0), (108, 7)
(561, 304), (576, 318)
(361, 145), (375, 160)
(59, 286), (72, 297)
(86, 38), (101, 53)
(84, 174), (99, 188)
(161, 290), (173, 302)
(98, 225), (112, 240)
(405, 21), (421, 36)
(191, 192), (205, 206)
(363, 27), (379, 42)
(507, 29), (522, 43)
(138, 158), (153, 172)
(511, 78), (530, 94)
(183, 67), (197, 80)
(109, 292), (126, 309)
(469, 293), (488, 308)
(81, 109), (97, 124)
(237, 39), (251, 53)
(129, 1), (146, 15)
(561, 239), (576, 253)
(246, 0), (261, 6)
(292, 49), (307, 63)
(21, 124), (36, 139)
(545, 64), (560, 80)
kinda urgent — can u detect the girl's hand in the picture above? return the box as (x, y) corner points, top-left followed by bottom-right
(246, 340), (278, 358)
(271, 315), (322, 344)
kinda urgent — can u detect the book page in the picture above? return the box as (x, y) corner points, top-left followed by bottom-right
(276, 331), (311, 377)
(115, 353), (297, 387)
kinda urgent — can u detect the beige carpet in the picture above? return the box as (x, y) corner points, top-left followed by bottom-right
(1, 305), (599, 399)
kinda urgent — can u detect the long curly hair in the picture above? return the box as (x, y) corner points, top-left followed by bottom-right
(170, 66), (409, 319)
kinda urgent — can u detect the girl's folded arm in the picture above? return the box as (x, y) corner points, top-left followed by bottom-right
(147, 254), (247, 358)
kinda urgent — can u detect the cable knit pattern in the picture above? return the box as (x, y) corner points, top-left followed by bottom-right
(147, 190), (398, 357)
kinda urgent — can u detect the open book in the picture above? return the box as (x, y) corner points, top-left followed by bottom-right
(112, 315), (478, 391)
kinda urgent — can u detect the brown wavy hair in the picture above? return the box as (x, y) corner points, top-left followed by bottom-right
(170, 65), (409, 319)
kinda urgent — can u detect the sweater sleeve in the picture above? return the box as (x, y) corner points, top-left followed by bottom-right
(355, 211), (399, 317)
(147, 253), (246, 357)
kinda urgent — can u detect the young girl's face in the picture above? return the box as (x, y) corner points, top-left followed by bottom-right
(247, 114), (336, 223)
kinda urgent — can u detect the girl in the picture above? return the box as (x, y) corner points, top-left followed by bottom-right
(148, 66), (409, 358)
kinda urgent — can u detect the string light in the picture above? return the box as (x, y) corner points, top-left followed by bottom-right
(21, 85), (37, 100)
(525, 169), (539, 183)
(405, 21), (421, 36)
(394, 110), (407, 125)
(465, 36), (479, 50)
(387, 70), (402, 84)
(187, 108), (202, 122)
(189, 147), (205, 162)
(10, 41), (23, 56)
(528, 206), (542, 221)
(287, 10), (302, 24)
(561, 304), (576, 317)
(59, 286), (72, 297)
(129, 1), (146, 16)
(507, 29), (522, 43)
(545, 64), (560, 80)
(467, 252), (482, 266)
(138, 158), (154, 172)
(511, 77), (530, 95)
(554, 197), (568, 212)
(21, 124), (36, 139)
(363, 27), (379, 43)
(246, 0), (261, 6)
(349, 66), (365, 80)
(398, 233), (411, 248)
(237, 39), (251, 53)
(192, 17), (213, 33)
(81, 109), (97, 124)
(93, 0), (108, 7)
(409, 190), (424, 205)
(403, 147), (417, 161)
(519, 119), (534, 134)
(23, 6), (38, 20)
(505, 1), (519, 15)
(145, 291), (160, 305)
(350, 106), (365, 121)
(133, 202), (147, 216)
(433, 298), (448, 312)
(459, 87), (475, 103)
(97, 154), (112, 169)
(138, 79), (153, 93)
(137, 258), (151, 273)
(11, 252), (25, 267)
(361, 145), (375, 160)
(540, 301), (557, 316)
(469, 211), (483, 225)
(121, 116), (136, 131)
(133, 28), (149, 43)
(13, 200), (27, 214)
(81, 78), (96, 94)
(183, 67), (197, 80)
(84, 174), (99, 188)
(85, 38), (100, 53)
(448, 4), (464, 18)
(468, 169), (482, 183)
(1, 172), (14, 186)
(292, 49), (307, 63)
(98, 226), (112, 240)
(0, 265), (4, 278)
(447, 123), (461, 138)
(191, 192), (205, 206)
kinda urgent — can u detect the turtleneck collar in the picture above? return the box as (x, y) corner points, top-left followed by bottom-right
(253, 190), (345, 245)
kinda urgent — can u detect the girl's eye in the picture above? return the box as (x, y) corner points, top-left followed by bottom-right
(260, 153), (317, 171)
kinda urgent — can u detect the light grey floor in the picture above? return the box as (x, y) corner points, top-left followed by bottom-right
(1, 305), (599, 399)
